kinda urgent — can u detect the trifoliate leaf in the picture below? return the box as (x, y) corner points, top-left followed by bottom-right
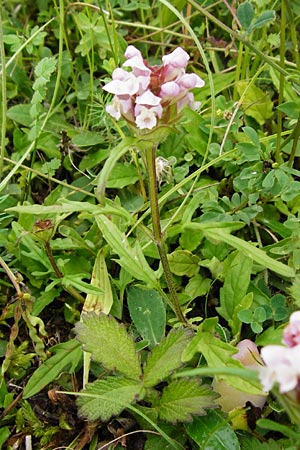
(143, 328), (194, 387)
(77, 376), (145, 422)
(75, 313), (141, 381)
(159, 379), (218, 423)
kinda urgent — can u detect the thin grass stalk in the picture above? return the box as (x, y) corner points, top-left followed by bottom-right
(0, 0), (7, 179)
(275, 0), (286, 163)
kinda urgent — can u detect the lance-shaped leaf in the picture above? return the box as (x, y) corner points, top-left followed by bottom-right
(75, 313), (141, 381)
(184, 222), (295, 278)
(159, 379), (218, 423)
(83, 249), (113, 315)
(95, 215), (159, 289)
(143, 328), (194, 387)
(23, 339), (82, 399)
(77, 376), (145, 422)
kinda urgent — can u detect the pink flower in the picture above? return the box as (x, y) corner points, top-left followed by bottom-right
(213, 339), (267, 412)
(135, 107), (157, 130)
(283, 311), (300, 347)
(103, 45), (205, 131)
(160, 81), (180, 98)
(177, 73), (205, 89)
(259, 344), (300, 393)
(162, 47), (190, 68)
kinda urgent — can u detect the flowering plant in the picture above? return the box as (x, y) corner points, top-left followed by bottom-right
(103, 46), (204, 132)
(259, 311), (300, 394)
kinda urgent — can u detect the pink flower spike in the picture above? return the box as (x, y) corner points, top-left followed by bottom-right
(135, 106), (157, 130)
(136, 90), (161, 107)
(283, 311), (300, 347)
(178, 73), (205, 89)
(162, 47), (190, 68)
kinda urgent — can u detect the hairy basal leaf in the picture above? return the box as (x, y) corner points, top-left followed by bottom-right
(75, 313), (141, 381)
(77, 376), (144, 422)
(143, 328), (194, 387)
(159, 379), (218, 423)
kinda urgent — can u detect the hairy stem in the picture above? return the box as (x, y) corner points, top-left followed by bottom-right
(145, 145), (187, 325)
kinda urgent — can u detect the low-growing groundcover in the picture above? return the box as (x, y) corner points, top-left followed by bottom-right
(1, 0), (300, 448)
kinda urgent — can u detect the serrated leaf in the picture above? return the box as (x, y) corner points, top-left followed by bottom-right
(127, 286), (166, 349)
(75, 313), (141, 380)
(23, 339), (82, 399)
(143, 328), (194, 387)
(77, 376), (144, 422)
(168, 250), (200, 277)
(186, 410), (241, 450)
(83, 249), (113, 315)
(95, 215), (159, 289)
(159, 379), (217, 423)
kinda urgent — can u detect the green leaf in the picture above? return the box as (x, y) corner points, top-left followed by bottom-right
(107, 163), (139, 189)
(217, 252), (253, 336)
(72, 131), (105, 147)
(168, 250), (200, 277)
(83, 249), (113, 315)
(186, 410), (240, 450)
(182, 330), (263, 395)
(237, 2), (254, 29)
(95, 137), (136, 203)
(23, 339), (82, 399)
(143, 328), (194, 387)
(159, 379), (217, 423)
(6, 199), (131, 221)
(251, 10), (275, 31)
(184, 222), (295, 278)
(75, 313), (141, 381)
(127, 286), (166, 350)
(61, 274), (103, 295)
(7, 104), (32, 127)
(77, 376), (145, 422)
(95, 215), (159, 289)
(236, 81), (273, 125)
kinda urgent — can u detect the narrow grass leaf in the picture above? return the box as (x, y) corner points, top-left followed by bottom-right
(184, 223), (295, 278)
(23, 339), (82, 399)
(95, 215), (159, 289)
